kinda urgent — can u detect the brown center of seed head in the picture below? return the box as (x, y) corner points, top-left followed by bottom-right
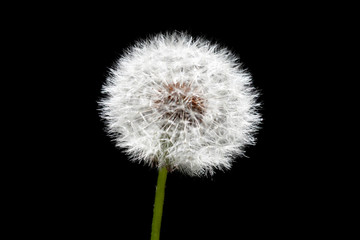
(154, 82), (205, 125)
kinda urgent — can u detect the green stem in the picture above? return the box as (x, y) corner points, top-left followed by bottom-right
(151, 167), (168, 240)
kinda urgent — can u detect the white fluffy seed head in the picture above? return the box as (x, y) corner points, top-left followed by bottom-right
(100, 32), (261, 176)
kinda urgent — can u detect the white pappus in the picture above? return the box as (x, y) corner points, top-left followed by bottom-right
(99, 32), (261, 176)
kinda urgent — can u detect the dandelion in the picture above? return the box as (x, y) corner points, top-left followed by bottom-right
(99, 32), (261, 239)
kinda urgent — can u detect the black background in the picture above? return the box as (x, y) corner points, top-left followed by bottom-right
(10, 4), (338, 239)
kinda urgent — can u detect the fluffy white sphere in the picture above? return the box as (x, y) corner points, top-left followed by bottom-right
(100, 32), (261, 176)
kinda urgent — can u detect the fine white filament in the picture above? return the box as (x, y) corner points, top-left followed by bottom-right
(100, 32), (261, 176)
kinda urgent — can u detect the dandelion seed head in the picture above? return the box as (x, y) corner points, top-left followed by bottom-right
(100, 32), (261, 176)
